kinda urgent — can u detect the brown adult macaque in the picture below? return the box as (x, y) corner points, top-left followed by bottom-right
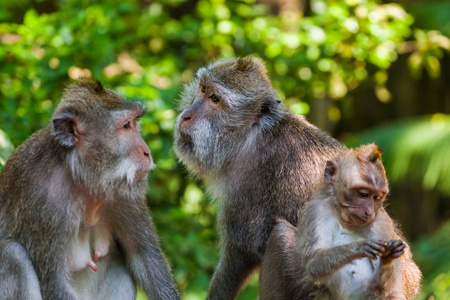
(260, 144), (422, 300)
(173, 56), (344, 299)
(0, 80), (180, 300)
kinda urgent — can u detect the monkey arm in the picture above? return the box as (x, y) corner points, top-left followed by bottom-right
(0, 240), (42, 300)
(113, 199), (180, 300)
(378, 241), (420, 300)
(306, 237), (387, 282)
(374, 212), (420, 299)
(378, 259), (406, 300)
(301, 201), (365, 280)
(305, 241), (367, 280)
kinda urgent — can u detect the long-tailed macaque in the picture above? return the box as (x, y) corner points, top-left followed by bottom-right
(174, 56), (344, 299)
(260, 144), (422, 300)
(0, 80), (180, 300)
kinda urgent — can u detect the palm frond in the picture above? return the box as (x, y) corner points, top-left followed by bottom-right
(347, 114), (450, 195)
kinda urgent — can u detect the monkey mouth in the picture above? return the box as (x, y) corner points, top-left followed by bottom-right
(350, 214), (374, 226)
(179, 130), (192, 142)
(135, 170), (149, 180)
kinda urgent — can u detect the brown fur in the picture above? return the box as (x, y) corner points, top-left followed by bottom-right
(260, 144), (422, 300)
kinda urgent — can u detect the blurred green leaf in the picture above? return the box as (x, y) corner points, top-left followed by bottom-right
(414, 221), (450, 299)
(0, 129), (14, 170)
(347, 114), (450, 196)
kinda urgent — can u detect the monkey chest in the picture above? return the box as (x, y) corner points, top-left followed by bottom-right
(329, 232), (380, 299)
(68, 223), (112, 273)
(328, 258), (379, 299)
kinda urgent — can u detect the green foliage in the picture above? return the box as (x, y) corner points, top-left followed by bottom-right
(347, 114), (450, 196)
(408, 0), (450, 37)
(414, 221), (450, 300)
(0, 0), (449, 299)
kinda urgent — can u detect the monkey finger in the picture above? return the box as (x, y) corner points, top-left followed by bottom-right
(389, 239), (404, 248)
(391, 243), (406, 253)
(385, 240), (395, 249)
(367, 253), (378, 260)
(366, 242), (385, 253)
(364, 248), (381, 260)
(389, 250), (404, 259)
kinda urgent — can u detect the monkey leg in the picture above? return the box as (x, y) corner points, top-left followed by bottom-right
(206, 245), (260, 300)
(260, 220), (312, 300)
(96, 256), (136, 300)
(0, 240), (42, 300)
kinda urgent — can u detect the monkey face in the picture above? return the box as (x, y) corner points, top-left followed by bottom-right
(52, 80), (153, 196)
(338, 186), (385, 226)
(108, 108), (154, 183)
(327, 143), (388, 227)
(174, 57), (283, 176)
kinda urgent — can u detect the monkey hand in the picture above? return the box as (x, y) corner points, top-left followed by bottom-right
(381, 239), (406, 262)
(361, 240), (386, 260)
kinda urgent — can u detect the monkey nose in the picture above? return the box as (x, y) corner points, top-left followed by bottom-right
(179, 115), (191, 130)
(178, 119), (193, 142)
(365, 210), (374, 217)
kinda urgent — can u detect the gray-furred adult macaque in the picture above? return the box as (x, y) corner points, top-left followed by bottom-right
(259, 144), (422, 300)
(0, 80), (180, 300)
(173, 56), (344, 299)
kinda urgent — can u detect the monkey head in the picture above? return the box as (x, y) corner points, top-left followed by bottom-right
(325, 144), (388, 227)
(51, 79), (153, 196)
(174, 56), (284, 177)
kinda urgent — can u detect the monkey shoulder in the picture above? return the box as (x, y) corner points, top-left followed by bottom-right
(300, 198), (340, 250)
(369, 208), (398, 240)
(2, 128), (65, 178)
(282, 113), (343, 149)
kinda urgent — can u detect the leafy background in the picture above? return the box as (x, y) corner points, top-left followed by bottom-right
(1, 0), (449, 299)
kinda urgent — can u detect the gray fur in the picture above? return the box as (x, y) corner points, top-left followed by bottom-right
(174, 56), (344, 299)
(0, 80), (180, 300)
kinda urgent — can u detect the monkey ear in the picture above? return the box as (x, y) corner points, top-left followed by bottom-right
(52, 113), (82, 148)
(324, 160), (337, 184)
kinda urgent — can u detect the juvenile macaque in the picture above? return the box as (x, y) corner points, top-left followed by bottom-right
(174, 56), (344, 299)
(0, 80), (180, 300)
(260, 144), (422, 300)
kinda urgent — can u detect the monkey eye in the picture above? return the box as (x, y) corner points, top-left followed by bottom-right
(201, 85), (206, 93)
(123, 120), (131, 129)
(357, 190), (369, 198)
(210, 94), (220, 103)
(373, 195), (382, 201)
